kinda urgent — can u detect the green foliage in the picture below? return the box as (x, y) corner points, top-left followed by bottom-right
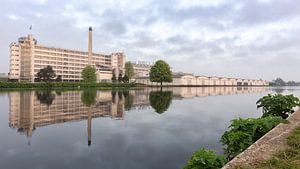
(36, 65), (56, 82)
(221, 116), (284, 160)
(56, 75), (62, 82)
(184, 148), (226, 169)
(256, 94), (300, 119)
(81, 89), (97, 107)
(111, 73), (117, 83)
(149, 90), (172, 114)
(150, 60), (172, 85)
(36, 90), (56, 106)
(125, 62), (134, 79)
(118, 74), (123, 83)
(271, 78), (286, 86)
(122, 74), (129, 83)
(81, 65), (97, 83)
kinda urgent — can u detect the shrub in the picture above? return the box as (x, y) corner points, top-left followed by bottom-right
(221, 116), (284, 160)
(184, 148), (226, 169)
(256, 94), (300, 119)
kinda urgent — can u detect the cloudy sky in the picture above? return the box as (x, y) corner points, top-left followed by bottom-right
(1, 0), (299, 81)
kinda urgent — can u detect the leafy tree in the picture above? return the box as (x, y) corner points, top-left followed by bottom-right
(149, 90), (172, 114)
(287, 81), (297, 86)
(81, 89), (97, 107)
(111, 73), (117, 83)
(256, 94), (300, 119)
(36, 90), (56, 106)
(122, 74), (129, 83)
(150, 60), (172, 86)
(36, 65), (56, 82)
(81, 65), (97, 83)
(184, 148), (226, 169)
(125, 62), (134, 79)
(56, 75), (62, 82)
(221, 116), (284, 160)
(272, 78), (286, 86)
(118, 73), (123, 83)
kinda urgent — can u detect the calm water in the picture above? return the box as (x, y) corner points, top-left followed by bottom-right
(0, 87), (299, 169)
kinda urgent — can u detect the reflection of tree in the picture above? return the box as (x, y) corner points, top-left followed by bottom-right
(123, 90), (133, 110)
(81, 90), (97, 107)
(272, 88), (285, 94)
(36, 91), (55, 106)
(149, 91), (172, 114)
(111, 91), (117, 103)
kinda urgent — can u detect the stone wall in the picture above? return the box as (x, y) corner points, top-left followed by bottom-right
(222, 109), (300, 169)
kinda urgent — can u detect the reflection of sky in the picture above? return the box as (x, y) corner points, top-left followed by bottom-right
(0, 88), (300, 169)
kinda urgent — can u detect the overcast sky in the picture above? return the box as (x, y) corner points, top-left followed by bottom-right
(0, 0), (299, 81)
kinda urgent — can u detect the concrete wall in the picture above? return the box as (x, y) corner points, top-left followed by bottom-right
(136, 75), (268, 86)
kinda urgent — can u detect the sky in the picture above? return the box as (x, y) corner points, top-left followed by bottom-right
(0, 0), (300, 81)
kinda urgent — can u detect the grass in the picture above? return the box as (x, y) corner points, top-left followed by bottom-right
(236, 126), (300, 169)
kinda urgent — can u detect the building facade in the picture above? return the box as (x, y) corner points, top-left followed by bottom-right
(130, 61), (152, 78)
(9, 28), (125, 82)
(136, 73), (269, 86)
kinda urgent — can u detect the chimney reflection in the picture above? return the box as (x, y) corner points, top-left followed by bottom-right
(8, 87), (268, 146)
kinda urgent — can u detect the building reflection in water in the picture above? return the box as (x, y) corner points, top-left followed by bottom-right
(8, 87), (268, 146)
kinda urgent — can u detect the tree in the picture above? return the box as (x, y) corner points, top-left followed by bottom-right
(56, 75), (62, 82)
(36, 65), (56, 82)
(149, 91), (172, 114)
(118, 73), (123, 83)
(111, 73), (117, 83)
(81, 65), (97, 83)
(150, 60), (172, 86)
(125, 62), (134, 79)
(272, 78), (286, 86)
(122, 74), (129, 83)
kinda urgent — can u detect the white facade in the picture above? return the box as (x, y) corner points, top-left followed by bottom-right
(9, 32), (125, 82)
(136, 74), (268, 86)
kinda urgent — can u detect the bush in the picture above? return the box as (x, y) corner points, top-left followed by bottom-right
(256, 94), (300, 119)
(184, 148), (226, 169)
(221, 116), (284, 160)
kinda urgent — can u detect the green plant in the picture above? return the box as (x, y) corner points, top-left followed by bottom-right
(184, 148), (226, 169)
(149, 60), (172, 86)
(256, 94), (300, 119)
(221, 116), (284, 160)
(125, 62), (134, 79)
(81, 65), (97, 83)
(36, 65), (56, 82)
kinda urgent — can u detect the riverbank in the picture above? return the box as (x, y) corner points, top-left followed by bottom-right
(0, 81), (136, 90)
(222, 109), (300, 169)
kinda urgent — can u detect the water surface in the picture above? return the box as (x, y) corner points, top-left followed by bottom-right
(0, 87), (299, 169)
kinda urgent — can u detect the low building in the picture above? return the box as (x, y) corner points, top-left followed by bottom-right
(135, 73), (268, 86)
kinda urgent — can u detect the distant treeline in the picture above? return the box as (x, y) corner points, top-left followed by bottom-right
(0, 81), (136, 89)
(269, 78), (300, 86)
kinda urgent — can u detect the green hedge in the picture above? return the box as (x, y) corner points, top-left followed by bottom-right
(0, 81), (136, 89)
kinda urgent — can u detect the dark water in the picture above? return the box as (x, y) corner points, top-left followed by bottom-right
(0, 87), (299, 169)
